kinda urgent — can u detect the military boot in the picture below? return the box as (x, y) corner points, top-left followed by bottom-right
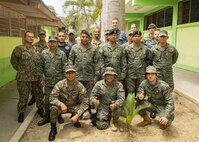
(37, 109), (45, 118)
(27, 96), (36, 106)
(57, 114), (64, 124)
(137, 114), (152, 127)
(38, 112), (50, 126)
(110, 120), (118, 132)
(48, 123), (57, 141)
(17, 113), (24, 123)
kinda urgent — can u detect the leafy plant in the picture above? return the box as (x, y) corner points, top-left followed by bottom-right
(119, 93), (151, 127)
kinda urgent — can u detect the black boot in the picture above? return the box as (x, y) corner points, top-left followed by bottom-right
(73, 120), (81, 128)
(28, 96), (36, 106)
(17, 113), (24, 123)
(38, 113), (50, 126)
(57, 114), (64, 124)
(48, 123), (57, 141)
(37, 109), (45, 118)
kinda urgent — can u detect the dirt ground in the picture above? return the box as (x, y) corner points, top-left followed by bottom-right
(20, 97), (199, 142)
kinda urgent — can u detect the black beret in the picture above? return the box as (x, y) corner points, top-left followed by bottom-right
(130, 30), (142, 37)
(81, 30), (91, 38)
(108, 28), (118, 35)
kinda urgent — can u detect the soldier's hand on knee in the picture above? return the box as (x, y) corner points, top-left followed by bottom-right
(60, 102), (67, 113)
(92, 98), (99, 108)
(110, 103), (117, 111)
(159, 117), (168, 125)
(70, 114), (80, 123)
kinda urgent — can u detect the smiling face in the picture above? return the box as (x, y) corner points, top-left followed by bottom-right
(80, 34), (90, 46)
(65, 71), (76, 82)
(111, 19), (119, 29)
(104, 74), (115, 84)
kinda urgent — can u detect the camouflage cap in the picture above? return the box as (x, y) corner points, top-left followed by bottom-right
(146, 66), (158, 74)
(130, 30), (142, 37)
(38, 29), (46, 35)
(159, 30), (168, 37)
(103, 67), (118, 76)
(128, 30), (134, 36)
(148, 23), (157, 29)
(65, 66), (76, 73)
(68, 29), (75, 35)
(48, 35), (58, 42)
(81, 29), (91, 38)
(104, 29), (110, 35)
(108, 28), (118, 35)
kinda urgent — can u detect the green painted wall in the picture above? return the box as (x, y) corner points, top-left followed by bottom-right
(0, 37), (22, 87)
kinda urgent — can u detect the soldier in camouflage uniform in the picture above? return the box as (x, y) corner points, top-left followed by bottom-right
(10, 31), (44, 123)
(121, 30), (134, 49)
(136, 66), (174, 129)
(151, 30), (179, 91)
(142, 23), (158, 49)
(28, 30), (49, 106)
(92, 27), (103, 48)
(90, 67), (125, 131)
(48, 66), (89, 141)
(123, 30), (152, 96)
(100, 29), (126, 81)
(68, 30), (100, 97)
(37, 35), (67, 126)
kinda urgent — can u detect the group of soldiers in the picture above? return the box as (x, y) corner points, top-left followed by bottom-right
(10, 17), (178, 141)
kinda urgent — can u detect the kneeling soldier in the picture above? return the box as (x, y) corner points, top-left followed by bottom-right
(90, 67), (125, 131)
(48, 66), (89, 141)
(136, 66), (174, 129)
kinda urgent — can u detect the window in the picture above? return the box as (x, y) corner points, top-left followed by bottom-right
(144, 7), (173, 30)
(178, 0), (199, 24)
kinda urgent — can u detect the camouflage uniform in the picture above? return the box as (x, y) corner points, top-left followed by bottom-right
(151, 43), (179, 90)
(136, 79), (175, 126)
(100, 43), (126, 80)
(123, 43), (152, 95)
(68, 43), (100, 96)
(142, 34), (158, 49)
(10, 45), (43, 113)
(49, 79), (89, 123)
(34, 41), (48, 53)
(90, 78), (125, 129)
(40, 48), (67, 110)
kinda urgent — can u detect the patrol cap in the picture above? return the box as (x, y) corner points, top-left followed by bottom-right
(146, 66), (158, 74)
(38, 30), (46, 35)
(48, 35), (58, 42)
(81, 29), (91, 38)
(128, 30), (134, 36)
(68, 29), (75, 35)
(108, 28), (118, 35)
(65, 66), (76, 73)
(104, 29), (110, 35)
(148, 23), (157, 29)
(158, 30), (168, 37)
(130, 30), (142, 37)
(103, 67), (118, 76)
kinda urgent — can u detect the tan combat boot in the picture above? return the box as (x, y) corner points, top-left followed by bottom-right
(137, 114), (152, 127)
(110, 120), (118, 132)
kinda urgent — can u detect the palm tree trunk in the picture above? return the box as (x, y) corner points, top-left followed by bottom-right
(83, 7), (89, 29)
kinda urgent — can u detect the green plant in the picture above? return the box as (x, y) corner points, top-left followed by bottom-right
(119, 93), (151, 126)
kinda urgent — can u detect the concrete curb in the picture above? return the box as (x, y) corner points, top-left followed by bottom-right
(8, 105), (37, 142)
(174, 88), (199, 115)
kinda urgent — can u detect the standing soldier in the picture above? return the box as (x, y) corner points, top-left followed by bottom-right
(57, 31), (71, 59)
(123, 30), (152, 96)
(90, 67), (125, 131)
(136, 66), (174, 129)
(143, 23), (157, 49)
(37, 36), (67, 126)
(28, 29), (48, 106)
(100, 29), (126, 81)
(68, 30), (100, 97)
(111, 18), (127, 45)
(92, 27), (103, 48)
(151, 30), (179, 91)
(121, 30), (134, 49)
(66, 29), (77, 47)
(48, 66), (89, 141)
(10, 31), (44, 123)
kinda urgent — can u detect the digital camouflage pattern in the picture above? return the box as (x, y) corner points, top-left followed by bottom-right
(123, 44), (152, 94)
(151, 43), (179, 90)
(90, 79), (125, 128)
(100, 43), (126, 80)
(40, 49), (67, 87)
(49, 79), (89, 123)
(136, 79), (175, 125)
(142, 34), (158, 49)
(68, 43), (100, 81)
(33, 41), (48, 53)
